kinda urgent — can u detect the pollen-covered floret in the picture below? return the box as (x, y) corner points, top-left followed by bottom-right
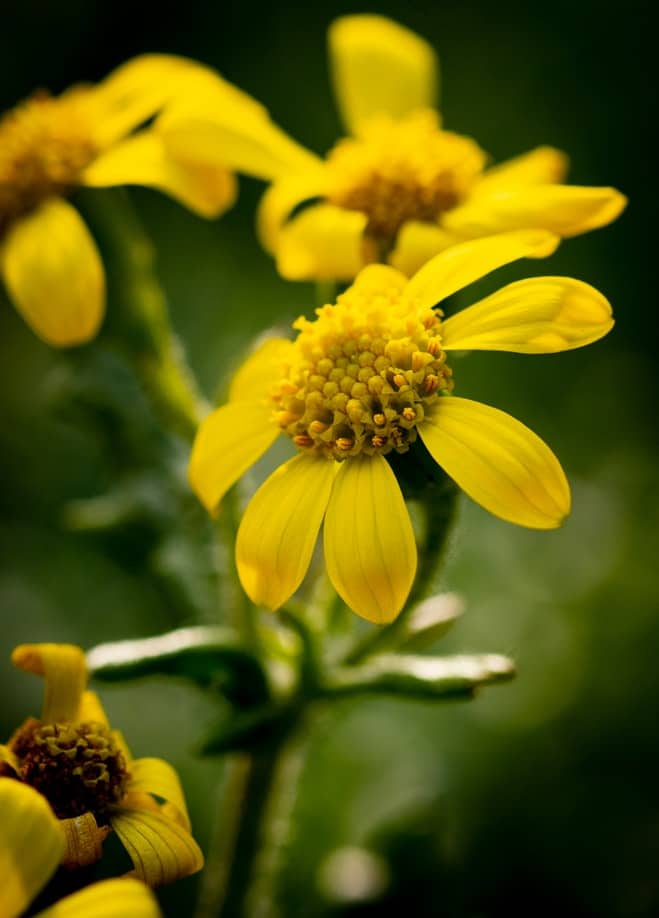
(325, 109), (486, 244)
(0, 91), (96, 235)
(270, 279), (453, 459)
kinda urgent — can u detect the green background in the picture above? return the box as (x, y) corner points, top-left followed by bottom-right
(1, 1), (656, 915)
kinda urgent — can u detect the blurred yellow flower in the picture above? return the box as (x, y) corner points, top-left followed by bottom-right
(159, 15), (627, 282)
(0, 643), (203, 886)
(189, 230), (614, 624)
(0, 779), (161, 917)
(0, 55), (259, 346)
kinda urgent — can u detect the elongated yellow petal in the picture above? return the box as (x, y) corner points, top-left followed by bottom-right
(75, 690), (110, 726)
(12, 643), (87, 723)
(389, 220), (458, 276)
(419, 398), (570, 528)
(0, 779), (64, 918)
(229, 337), (293, 403)
(1, 199), (104, 347)
(60, 812), (110, 869)
(442, 277), (613, 353)
(328, 15), (438, 135)
(275, 204), (368, 281)
(236, 454), (336, 609)
(324, 455), (417, 624)
(82, 131), (236, 219)
(403, 230), (560, 309)
(474, 146), (569, 196)
(257, 172), (328, 253)
(188, 401), (278, 514)
(125, 758), (191, 831)
(0, 744), (20, 774)
(444, 185), (627, 238)
(110, 805), (204, 886)
(36, 877), (161, 917)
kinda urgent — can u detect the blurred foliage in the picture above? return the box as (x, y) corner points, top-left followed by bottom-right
(1, 0), (656, 916)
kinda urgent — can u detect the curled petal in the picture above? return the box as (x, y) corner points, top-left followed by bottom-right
(275, 204), (368, 281)
(12, 643), (87, 723)
(110, 805), (204, 887)
(60, 812), (111, 870)
(126, 758), (191, 831)
(324, 455), (417, 624)
(257, 172), (328, 253)
(419, 397), (570, 529)
(75, 690), (110, 727)
(36, 877), (161, 917)
(442, 277), (613, 353)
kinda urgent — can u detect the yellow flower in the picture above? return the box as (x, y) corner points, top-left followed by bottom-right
(0, 55), (260, 346)
(0, 779), (161, 917)
(159, 15), (627, 281)
(0, 643), (204, 886)
(189, 230), (614, 624)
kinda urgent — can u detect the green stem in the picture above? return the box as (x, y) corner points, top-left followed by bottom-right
(79, 188), (209, 441)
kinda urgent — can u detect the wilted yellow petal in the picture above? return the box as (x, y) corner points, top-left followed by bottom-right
(328, 15), (438, 135)
(444, 185), (627, 238)
(0, 779), (64, 918)
(12, 643), (87, 723)
(110, 805), (203, 886)
(419, 397), (570, 529)
(36, 877), (161, 917)
(324, 455), (417, 624)
(275, 204), (368, 281)
(236, 454), (336, 609)
(188, 401), (278, 514)
(60, 812), (110, 869)
(474, 146), (569, 196)
(389, 220), (458, 276)
(257, 172), (328, 253)
(82, 131), (236, 219)
(125, 758), (191, 831)
(228, 337), (293, 403)
(442, 277), (613, 353)
(0, 199), (104, 347)
(403, 230), (560, 309)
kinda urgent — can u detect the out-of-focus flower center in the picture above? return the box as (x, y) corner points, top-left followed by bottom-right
(270, 280), (453, 460)
(325, 109), (486, 246)
(8, 717), (128, 819)
(0, 91), (97, 236)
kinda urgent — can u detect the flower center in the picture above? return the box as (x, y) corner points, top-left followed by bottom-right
(0, 91), (97, 236)
(325, 109), (486, 247)
(8, 717), (128, 819)
(270, 277), (453, 460)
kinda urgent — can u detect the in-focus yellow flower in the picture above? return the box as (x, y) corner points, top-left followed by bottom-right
(189, 230), (614, 624)
(0, 55), (261, 346)
(0, 779), (161, 917)
(0, 643), (203, 886)
(159, 15), (627, 282)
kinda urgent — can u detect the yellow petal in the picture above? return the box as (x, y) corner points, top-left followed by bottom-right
(125, 758), (191, 831)
(444, 185), (627, 238)
(188, 401), (278, 514)
(389, 220), (458, 276)
(12, 643), (87, 723)
(236, 454), (336, 609)
(0, 779), (64, 918)
(328, 15), (438, 135)
(110, 805), (204, 886)
(442, 277), (613, 353)
(419, 397), (570, 529)
(350, 263), (409, 295)
(324, 455), (417, 624)
(257, 172), (328, 253)
(1, 199), (105, 347)
(36, 877), (162, 917)
(60, 812), (110, 869)
(75, 690), (110, 726)
(403, 230), (560, 309)
(82, 131), (236, 219)
(474, 146), (569, 196)
(0, 744), (20, 774)
(228, 337), (293, 403)
(275, 204), (368, 281)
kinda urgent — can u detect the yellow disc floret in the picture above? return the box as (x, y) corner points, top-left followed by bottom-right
(325, 109), (487, 245)
(271, 277), (453, 459)
(0, 90), (97, 236)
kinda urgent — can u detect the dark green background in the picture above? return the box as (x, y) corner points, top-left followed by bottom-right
(1, 1), (656, 915)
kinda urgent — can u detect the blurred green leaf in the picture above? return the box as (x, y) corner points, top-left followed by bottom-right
(396, 593), (464, 651)
(200, 703), (293, 755)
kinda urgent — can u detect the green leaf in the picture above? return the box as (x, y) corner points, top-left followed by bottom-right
(200, 704), (293, 755)
(323, 653), (515, 700)
(87, 627), (270, 707)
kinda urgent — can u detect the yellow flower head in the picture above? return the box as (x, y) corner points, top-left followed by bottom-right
(0, 643), (203, 887)
(159, 15), (627, 282)
(0, 55), (257, 347)
(189, 231), (614, 624)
